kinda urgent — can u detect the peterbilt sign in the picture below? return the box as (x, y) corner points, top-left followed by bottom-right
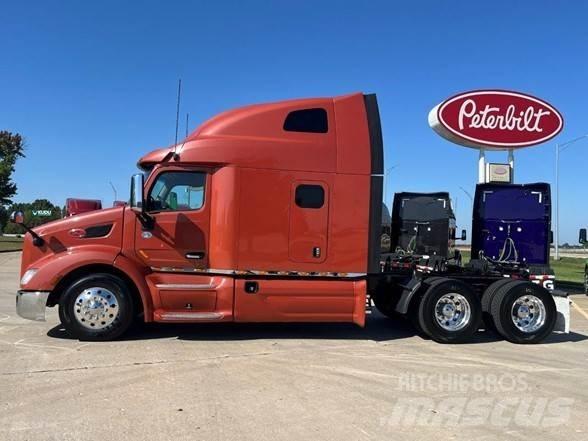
(428, 90), (563, 150)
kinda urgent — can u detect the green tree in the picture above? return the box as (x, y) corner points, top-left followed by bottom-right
(3, 199), (61, 234)
(0, 205), (7, 233)
(0, 131), (25, 204)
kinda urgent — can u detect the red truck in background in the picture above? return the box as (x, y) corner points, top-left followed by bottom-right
(11, 93), (563, 343)
(64, 198), (102, 217)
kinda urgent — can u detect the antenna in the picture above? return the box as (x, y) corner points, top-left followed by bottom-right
(185, 113), (189, 138)
(174, 79), (182, 146)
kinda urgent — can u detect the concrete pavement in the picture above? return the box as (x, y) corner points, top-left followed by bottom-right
(1, 251), (588, 441)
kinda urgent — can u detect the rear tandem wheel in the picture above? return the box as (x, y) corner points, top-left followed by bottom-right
(415, 278), (482, 343)
(489, 281), (556, 344)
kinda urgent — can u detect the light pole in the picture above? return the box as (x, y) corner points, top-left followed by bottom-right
(459, 186), (473, 203)
(458, 186), (474, 238)
(109, 181), (118, 203)
(555, 134), (588, 260)
(383, 164), (399, 208)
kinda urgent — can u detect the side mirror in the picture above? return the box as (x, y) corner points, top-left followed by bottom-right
(130, 174), (145, 212)
(580, 228), (587, 244)
(9, 211), (24, 225)
(130, 173), (154, 229)
(9, 211), (44, 246)
(461, 229), (467, 241)
(550, 230), (554, 244)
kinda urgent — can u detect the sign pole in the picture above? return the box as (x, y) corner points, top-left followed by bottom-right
(508, 149), (515, 183)
(478, 148), (486, 183)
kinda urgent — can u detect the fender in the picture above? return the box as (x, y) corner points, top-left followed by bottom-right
(21, 245), (120, 292)
(21, 246), (154, 323)
(395, 279), (423, 314)
(113, 254), (154, 322)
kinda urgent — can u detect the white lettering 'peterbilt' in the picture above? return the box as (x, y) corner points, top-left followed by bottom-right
(458, 99), (551, 133)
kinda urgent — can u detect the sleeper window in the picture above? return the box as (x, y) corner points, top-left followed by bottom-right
(148, 172), (205, 212)
(283, 108), (328, 133)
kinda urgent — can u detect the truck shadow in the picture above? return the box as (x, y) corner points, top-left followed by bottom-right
(46, 311), (588, 344)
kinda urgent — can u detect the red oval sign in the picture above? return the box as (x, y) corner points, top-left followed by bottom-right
(428, 90), (563, 150)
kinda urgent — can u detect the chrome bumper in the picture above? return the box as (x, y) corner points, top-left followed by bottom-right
(16, 290), (50, 321)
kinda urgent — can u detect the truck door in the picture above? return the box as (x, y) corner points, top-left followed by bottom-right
(134, 169), (234, 318)
(289, 181), (329, 263)
(135, 170), (210, 271)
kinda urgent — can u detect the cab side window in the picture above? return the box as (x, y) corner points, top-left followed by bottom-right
(295, 184), (324, 209)
(147, 171), (206, 212)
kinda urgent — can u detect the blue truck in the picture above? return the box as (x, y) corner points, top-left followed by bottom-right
(471, 182), (555, 290)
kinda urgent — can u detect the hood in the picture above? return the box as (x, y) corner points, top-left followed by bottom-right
(20, 206), (126, 278)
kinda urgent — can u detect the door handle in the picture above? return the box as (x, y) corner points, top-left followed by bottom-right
(185, 252), (205, 260)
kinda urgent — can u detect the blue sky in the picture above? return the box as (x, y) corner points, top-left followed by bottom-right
(1, 0), (587, 243)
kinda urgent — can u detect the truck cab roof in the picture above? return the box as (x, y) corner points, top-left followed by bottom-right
(138, 93), (382, 177)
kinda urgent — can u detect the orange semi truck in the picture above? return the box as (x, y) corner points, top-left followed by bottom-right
(12, 93), (564, 343)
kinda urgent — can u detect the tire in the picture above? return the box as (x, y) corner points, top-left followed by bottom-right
(417, 278), (481, 343)
(407, 277), (445, 334)
(481, 278), (514, 331)
(58, 273), (135, 341)
(406, 276), (449, 337)
(490, 281), (556, 344)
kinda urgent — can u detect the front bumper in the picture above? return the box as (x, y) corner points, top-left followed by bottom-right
(16, 290), (50, 321)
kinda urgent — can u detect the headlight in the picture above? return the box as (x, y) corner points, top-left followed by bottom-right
(21, 269), (38, 286)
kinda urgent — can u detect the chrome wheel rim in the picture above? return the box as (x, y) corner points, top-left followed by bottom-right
(434, 293), (471, 331)
(73, 287), (119, 330)
(511, 295), (546, 333)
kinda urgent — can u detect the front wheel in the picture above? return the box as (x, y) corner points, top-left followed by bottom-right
(417, 278), (481, 343)
(59, 273), (135, 341)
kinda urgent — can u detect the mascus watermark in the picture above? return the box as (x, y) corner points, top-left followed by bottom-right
(380, 373), (573, 428)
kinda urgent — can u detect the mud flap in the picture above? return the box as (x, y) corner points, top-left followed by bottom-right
(552, 290), (570, 333)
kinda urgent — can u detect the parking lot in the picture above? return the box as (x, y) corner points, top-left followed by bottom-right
(1, 251), (588, 441)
